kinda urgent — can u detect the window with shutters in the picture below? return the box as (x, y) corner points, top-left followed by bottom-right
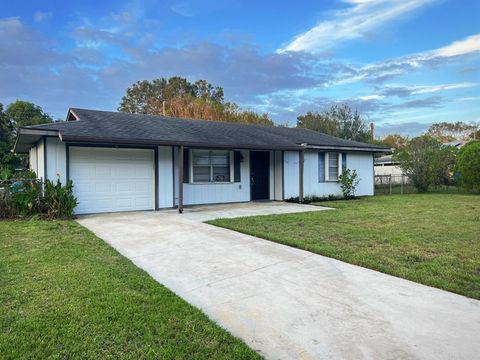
(318, 152), (325, 182)
(327, 152), (339, 181)
(320, 152), (342, 182)
(191, 150), (232, 183)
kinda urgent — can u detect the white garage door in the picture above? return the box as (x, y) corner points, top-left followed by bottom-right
(70, 147), (155, 214)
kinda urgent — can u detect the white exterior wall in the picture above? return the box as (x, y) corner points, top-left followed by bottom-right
(273, 150), (283, 200)
(158, 146), (174, 208)
(46, 137), (67, 184)
(269, 151), (275, 200)
(36, 140), (45, 180)
(347, 152), (374, 196)
(29, 146), (38, 175)
(283, 151), (300, 199)
(174, 148), (251, 206)
(285, 150), (374, 198)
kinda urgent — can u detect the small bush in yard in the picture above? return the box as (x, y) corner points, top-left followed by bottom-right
(285, 194), (344, 203)
(13, 180), (42, 215)
(44, 179), (78, 219)
(339, 168), (360, 199)
(0, 190), (18, 218)
(455, 140), (480, 192)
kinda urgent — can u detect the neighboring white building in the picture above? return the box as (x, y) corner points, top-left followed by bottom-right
(374, 155), (403, 176)
(374, 154), (408, 185)
(14, 108), (389, 214)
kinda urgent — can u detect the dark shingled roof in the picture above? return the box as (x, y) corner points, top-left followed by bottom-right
(19, 108), (389, 152)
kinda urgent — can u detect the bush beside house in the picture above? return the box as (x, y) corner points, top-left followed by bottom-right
(0, 173), (77, 219)
(339, 169), (360, 199)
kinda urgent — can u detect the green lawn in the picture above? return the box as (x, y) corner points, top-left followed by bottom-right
(0, 220), (260, 359)
(209, 194), (480, 299)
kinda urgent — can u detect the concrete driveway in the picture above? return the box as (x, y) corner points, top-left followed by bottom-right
(77, 202), (480, 360)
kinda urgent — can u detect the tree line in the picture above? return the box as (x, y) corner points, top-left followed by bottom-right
(118, 77), (273, 125)
(0, 101), (53, 178)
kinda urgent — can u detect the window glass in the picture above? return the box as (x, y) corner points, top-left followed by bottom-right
(318, 152), (325, 182)
(193, 151), (210, 165)
(192, 150), (230, 182)
(193, 166), (210, 182)
(211, 151), (229, 165)
(328, 152), (339, 181)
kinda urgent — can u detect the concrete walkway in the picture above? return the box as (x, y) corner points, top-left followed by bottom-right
(77, 202), (480, 360)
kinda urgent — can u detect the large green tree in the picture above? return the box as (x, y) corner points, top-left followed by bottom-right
(0, 100), (53, 173)
(394, 135), (457, 192)
(427, 121), (479, 142)
(297, 104), (372, 142)
(118, 77), (224, 114)
(118, 76), (272, 125)
(6, 100), (53, 132)
(376, 133), (409, 151)
(0, 103), (13, 172)
(454, 140), (480, 192)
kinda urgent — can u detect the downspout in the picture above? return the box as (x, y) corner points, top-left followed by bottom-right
(178, 145), (184, 213)
(299, 144), (306, 203)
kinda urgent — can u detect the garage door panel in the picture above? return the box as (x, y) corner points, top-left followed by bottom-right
(134, 196), (153, 207)
(116, 182), (133, 192)
(116, 197), (135, 207)
(70, 147), (154, 214)
(134, 181), (152, 191)
(95, 167), (111, 177)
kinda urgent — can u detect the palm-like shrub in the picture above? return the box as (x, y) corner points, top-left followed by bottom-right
(44, 179), (78, 219)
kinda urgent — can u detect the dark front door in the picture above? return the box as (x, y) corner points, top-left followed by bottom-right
(250, 151), (270, 200)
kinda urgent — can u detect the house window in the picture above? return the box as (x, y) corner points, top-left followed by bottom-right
(327, 152), (340, 181)
(192, 150), (231, 183)
(318, 152), (325, 182)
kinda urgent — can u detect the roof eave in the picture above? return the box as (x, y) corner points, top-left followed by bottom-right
(13, 128), (60, 153)
(60, 135), (304, 151)
(305, 144), (392, 153)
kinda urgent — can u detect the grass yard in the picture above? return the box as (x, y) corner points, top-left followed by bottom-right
(209, 194), (480, 299)
(0, 220), (260, 359)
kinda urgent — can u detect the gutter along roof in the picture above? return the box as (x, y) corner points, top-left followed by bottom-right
(14, 108), (390, 153)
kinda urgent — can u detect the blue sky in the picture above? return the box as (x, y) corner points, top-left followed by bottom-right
(0, 0), (479, 136)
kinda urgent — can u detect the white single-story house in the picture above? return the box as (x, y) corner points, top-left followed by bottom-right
(14, 108), (389, 214)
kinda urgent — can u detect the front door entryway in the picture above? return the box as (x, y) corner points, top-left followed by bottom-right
(250, 151), (270, 200)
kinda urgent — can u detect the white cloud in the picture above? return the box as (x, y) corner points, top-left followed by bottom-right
(357, 94), (385, 100)
(0, 17), (22, 32)
(412, 82), (478, 94)
(279, 0), (436, 53)
(327, 34), (480, 86)
(456, 96), (480, 102)
(171, 3), (194, 17)
(380, 82), (479, 97)
(433, 34), (480, 58)
(34, 11), (52, 23)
